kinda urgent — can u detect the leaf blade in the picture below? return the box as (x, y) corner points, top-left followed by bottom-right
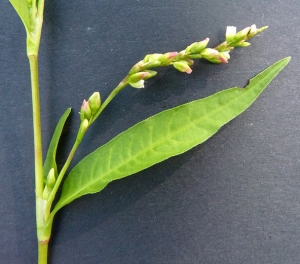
(53, 57), (290, 213)
(10, 0), (32, 34)
(43, 108), (71, 179)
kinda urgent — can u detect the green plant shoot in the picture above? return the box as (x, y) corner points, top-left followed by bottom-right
(8, 0), (290, 263)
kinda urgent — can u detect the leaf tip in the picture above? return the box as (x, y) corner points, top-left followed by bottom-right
(279, 56), (291, 67)
(285, 56), (291, 61)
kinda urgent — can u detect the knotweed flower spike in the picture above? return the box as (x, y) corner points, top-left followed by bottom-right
(120, 25), (268, 89)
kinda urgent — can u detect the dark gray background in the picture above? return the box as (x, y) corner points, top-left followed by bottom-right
(0, 0), (299, 263)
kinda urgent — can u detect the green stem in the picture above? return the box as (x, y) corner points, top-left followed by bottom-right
(29, 55), (44, 198)
(38, 242), (49, 264)
(90, 76), (129, 124)
(29, 55), (48, 263)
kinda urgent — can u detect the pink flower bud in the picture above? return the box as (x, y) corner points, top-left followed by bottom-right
(219, 51), (230, 63)
(88, 92), (101, 114)
(80, 99), (91, 120)
(128, 72), (150, 88)
(128, 71), (157, 89)
(232, 27), (251, 43)
(188, 54), (202, 59)
(233, 41), (251, 47)
(187, 38), (210, 54)
(158, 52), (178, 65)
(200, 49), (230, 64)
(143, 70), (157, 80)
(143, 53), (163, 62)
(200, 48), (219, 61)
(168, 52), (178, 59)
(129, 61), (145, 74)
(173, 61), (192, 74)
(143, 60), (162, 69)
(185, 58), (194, 66)
(129, 72), (149, 83)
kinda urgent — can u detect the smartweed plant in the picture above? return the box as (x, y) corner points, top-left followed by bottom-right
(8, 0), (290, 263)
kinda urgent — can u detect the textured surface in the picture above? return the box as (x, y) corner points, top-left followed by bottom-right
(0, 1), (299, 263)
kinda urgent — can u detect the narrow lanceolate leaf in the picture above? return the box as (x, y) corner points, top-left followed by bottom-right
(43, 108), (71, 180)
(10, 0), (32, 34)
(53, 57), (290, 214)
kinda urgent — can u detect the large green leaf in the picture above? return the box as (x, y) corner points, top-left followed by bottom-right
(53, 57), (290, 214)
(10, 0), (32, 34)
(43, 108), (71, 179)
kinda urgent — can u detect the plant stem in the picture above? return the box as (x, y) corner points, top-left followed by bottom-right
(90, 76), (129, 124)
(38, 242), (48, 264)
(29, 55), (44, 198)
(29, 54), (48, 263)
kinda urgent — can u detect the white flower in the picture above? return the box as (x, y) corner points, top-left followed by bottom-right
(129, 80), (145, 89)
(247, 24), (258, 38)
(226, 26), (237, 43)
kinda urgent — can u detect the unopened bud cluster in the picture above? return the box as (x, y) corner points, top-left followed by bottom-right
(127, 51), (195, 88)
(126, 25), (267, 89)
(79, 92), (101, 132)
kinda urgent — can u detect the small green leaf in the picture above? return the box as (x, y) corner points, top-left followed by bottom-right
(10, 0), (32, 34)
(10, 0), (45, 55)
(53, 57), (290, 214)
(43, 108), (71, 180)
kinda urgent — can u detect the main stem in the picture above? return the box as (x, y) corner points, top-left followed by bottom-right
(29, 55), (48, 263)
(29, 55), (44, 197)
(38, 243), (48, 264)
